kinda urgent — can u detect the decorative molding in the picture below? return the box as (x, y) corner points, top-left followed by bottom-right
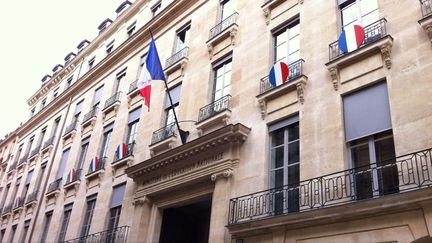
(207, 44), (214, 60)
(263, 8), (270, 25)
(296, 80), (306, 104)
(380, 43), (392, 69)
(211, 169), (234, 181)
(132, 196), (150, 206)
(230, 28), (238, 46)
(425, 24), (432, 46)
(329, 67), (339, 91)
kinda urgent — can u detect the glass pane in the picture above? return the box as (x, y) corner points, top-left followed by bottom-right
(375, 136), (398, 195)
(288, 164), (299, 186)
(288, 35), (300, 54)
(276, 44), (287, 62)
(361, 0), (378, 16)
(275, 31), (287, 46)
(362, 10), (379, 26)
(289, 24), (300, 39)
(288, 141), (299, 165)
(271, 147), (284, 169)
(270, 169), (284, 188)
(224, 70), (232, 86)
(288, 123), (299, 141)
(351, 143), (370, 168)
(215, 76), (224, 90)
(288, 51), (300, 65)
(342, 3), (358, 28)
(222, 85), (231, 97)
(271, 129), (285, 146)
(375, 136), (395, 165)
(222, 0), (235, 19)
(214, 90), (222, 101)
(225, 61), (232, 72)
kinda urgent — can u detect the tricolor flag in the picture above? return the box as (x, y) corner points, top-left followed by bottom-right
(269, 62), (289, 88)
(66, 168), (76, 183)
(137, 37), (166, 110)
(115, 143), (127, 160)
(338, 25), (365, 54)
(88, 156), (100, 172)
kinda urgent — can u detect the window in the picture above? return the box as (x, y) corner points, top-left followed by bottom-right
(65, 76), (73, 90)
(339, 0), (379, 30)
(220, 0), (235, 20)
(80, 195), (97, 237)
(37, 127), (47, 149)
(22, 170), (33, 202)
(127, 107), (142, 145)
(108, 184), (126, 231)
(343, 82), (397, 200)
(269, 116), (300, 213)
(106, 41), (115, 55)
(25, 136), (34, 156)
(113, 69), (127, 94)
(51, 117), (61, 138)
(127, 22), (136, 38)
(93, 85), (104, 107)
(56, 149), (70, 180)
(1, 184), (10, 209)
(40, 211), (52, 243)
(88, 57), (96, 70)
(9, 225), (17, 243)
(213, 57), (232, 101)
(174, 23), (191, 53)
(0, 229), (5, 243)
(77, 137), (90, 170)
(151, 1), (162, 17)
(58, 204), (73, 242)
(20, 220), (30, 243)
(164, 85), (181, 126)
(74, 99), (84, 119)
(40, 98), (47, 110)
(101, 123), (114, 158)
(10, 177), (21, 206)
(35, 163), (47, 192)
(273, 19), (300, 66)
(138, 54), (147, 76)
(53, 88), (59, 99)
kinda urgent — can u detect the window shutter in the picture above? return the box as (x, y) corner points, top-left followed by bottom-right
(104, 123), (115, 133)
(128, 107), (142, 124)
(110, 183), (126, 208)
(164, 85), (182, 109)
(25, 170), (33, 185)
(56, 149), (70, 179)
(269, 115), (299, 132)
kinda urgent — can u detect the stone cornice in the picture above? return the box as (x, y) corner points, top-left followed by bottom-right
(126, 123), (251, 181)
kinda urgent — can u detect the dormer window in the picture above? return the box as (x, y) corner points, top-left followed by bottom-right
(64, 52), (76, 65)
(77, 40), (90, 53)
(98, 18), (113, 34)
(41, 75), (52, 86)
(52, 64), (63, 76)
(116, 1), (132, 16)
(151, 1), (162, 18)
(106, 41), (115, 55)
(127, 22), (136, 38)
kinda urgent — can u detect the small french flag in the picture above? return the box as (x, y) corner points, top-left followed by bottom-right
(88, 156), (100, 172)
(115, 143), (127, 160)
(269, 62), (289, 88)
(66, 168), (76, 183)
(338, 25), (365, 54)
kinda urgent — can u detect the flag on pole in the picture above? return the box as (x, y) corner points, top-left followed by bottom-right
(137, 37), (166, 110)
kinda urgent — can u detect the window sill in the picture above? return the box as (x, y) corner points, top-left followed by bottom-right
(62, 129), (77, 146)
(41, 144), (54, 158)
(64, 180), (80, 197)
(81, 117), (97, 136)
(102, 101), (121, 122)
(149, 136), (178, 157)
(164, 56), (188, 77)
(112, 156), (134, 176)
(419, 15), (432, 46)
(85, 169), (105, 188)
(196, 109), (232, 136)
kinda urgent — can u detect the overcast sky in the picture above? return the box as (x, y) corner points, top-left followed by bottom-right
(0, 0), (127, 138)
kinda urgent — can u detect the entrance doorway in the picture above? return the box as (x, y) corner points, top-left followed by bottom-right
(159, 199), (212, 243)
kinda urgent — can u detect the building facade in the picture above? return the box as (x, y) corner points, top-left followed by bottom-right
(0, 0), (432, 242)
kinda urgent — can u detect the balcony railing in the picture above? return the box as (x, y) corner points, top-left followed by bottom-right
(8, 160), (17, 172)
(2, 203), (12, 215)
(46, 179), (62, 194)
(329, 18), (388, 61)
(63, 226), (129, 243)
(151, 123), (177, 145)
(420, 0), (432, 18)
(87, 157), (106, 175)
(165, 47), (189, 69)
(128, 80), (138, 94)
(260, 59), (305, 94)
(29, 145), (41, 158)
(42, 136), (55, 150)
(104, 92), (122, 110)
(197, 95), (231, 123)
(64, 169), (82, 186)
(18, 153), (29, 165)
(13, 197), (24, 210)
(25, 190), (38, 204)
(228, 148), (432, 225)
(82, 107), (98, 124)
(113, 143), (135, 163)
(64, 119), (78, 135)
(209, 12), (239, 40)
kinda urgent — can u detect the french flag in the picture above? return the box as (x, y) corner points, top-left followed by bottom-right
(137, 37), (166, 110)
(66, 168), (76, 183)
(89, 156), (100, 172)
(338, 25), (365, 54)
(115, 143), (127, 160)
(269, 62), (289, 88)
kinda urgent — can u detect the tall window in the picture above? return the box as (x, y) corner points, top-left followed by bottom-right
(339, 0), (379, 29)
(1, 184), (10, 209)
(0, 229), (5, 243)
(164, 85), (181, 126)
(51, 117), (61, 138)
(40, 98), (47, 110)
(56, 149), (70, 180)
(127, 107), (142, 145)
(10, 177), (21, 206)
(37, 127), (47, 149)
(138, 54), (147, 77)
(15, 145), (23, 163)
(273, 19), (300, 66)
(213, 57), (232, 101)
(88, 57), (96, 70)
(101, 123), (114, 158)
(106, 41), (115, 55)
(108, 184), (126, 231)
(35, 163), (47, 192)
(80, 195), (97, 237)
(40, 211), (52, 243)
(220, 0), (235, 20)
(151, 1), (162, 18)
(22, 170), (33, 201)
(53, 88), (59, 99)
(58, 204), (73, 242)
(269, 116), (300, 213)
(93, 85), (104, 108)
(77, 137), (91, 170)
(25, 136), (34, 156)
(174, 24), (191, 53)
(113, 69), (127, 94)
(65, 76), (73, 90)
(74, 99), (84, 120)
(343, 82), (397, 200)
(127, 22), (136, 38)
(9, 225), (17, 243)
(20, 220), (30, 243)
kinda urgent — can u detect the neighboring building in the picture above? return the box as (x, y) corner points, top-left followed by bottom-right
(0, 0), (432, 242)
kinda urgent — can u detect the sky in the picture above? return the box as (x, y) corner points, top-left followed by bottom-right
(0, 0), (127, 139)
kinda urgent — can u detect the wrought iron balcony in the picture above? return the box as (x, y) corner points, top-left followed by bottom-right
(151, 123), (177, 145)
(165, 47), (189, 69)
(25, 190), (38, 204)
(128, 80), (138, 94)
(29, 145), (41, 158)
(63, 225), (129, 243)
(197, 95), (231, 123)
(2, 203), (12, 215)
(260, 59), (305, 94)
(82, 107), (98, 124)
(87, 157), (106, 175)
(113, 143), (135, 163)
(46, 178), (62, 194)
(18, 153), (29, 165)
(64, 169), (82, 186)
(64, 119), (78, 135)
(42, 136), (55, 150)
(209, 12), (239, 40)
(420, 0), (432, 18)
(13, 197), (24, 210)
(104, 92), (122, 110)
(228, 148), (432, 225)
(329, 18), (388, 61)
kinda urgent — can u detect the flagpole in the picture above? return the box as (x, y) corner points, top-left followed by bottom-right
(149, 30), (189, 145)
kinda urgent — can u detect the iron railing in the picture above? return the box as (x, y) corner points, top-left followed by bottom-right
(25, 190), (38, 204)
(113, 143), (135, 163)
(18, 153), (29, 165)
(63, 226), (130, 243)
(259, 59), (305, 94)
(165, 47), (189, 69)
(8, 160), (17, 172)
(420, 0), (432, 18)
(64, 119), (78, 135)
(46, 178), (62, 194)
(13, 197), (24, 210)
(29, 145), (41, 158)
(104, 92), (122, 110)
(82, 107), (98, 124)
(197, 95), (231, 123)
(64, 169), (82, 186)
(2, 203), (12, 215)
(151, 123), (177, 145)
(87, 157), (106, 175)
(209, 12), (239, 40)
(128, 80), (138, 94)
(329, 18), (388, 61)
(228, 148), (432, 225)
(42, 136), (55, 150)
